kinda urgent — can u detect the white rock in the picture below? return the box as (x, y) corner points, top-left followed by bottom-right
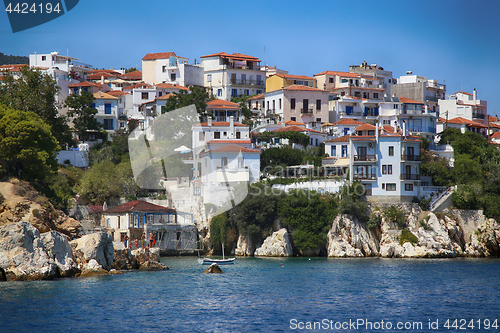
(254, 228), (292, 257)
(235, 233), (256, 256)
(327, 214), (379, 257)
(70, 232), (114, 270)
(41, 230), (79, 277)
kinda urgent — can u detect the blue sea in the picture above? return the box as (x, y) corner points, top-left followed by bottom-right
(1, 257), (499, 332)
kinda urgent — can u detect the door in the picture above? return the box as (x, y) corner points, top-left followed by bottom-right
(405, 165), (412, 179)
(357, 146), (367, 160)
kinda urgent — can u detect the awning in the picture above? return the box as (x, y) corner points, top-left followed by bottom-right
(333, 158), (350, 167)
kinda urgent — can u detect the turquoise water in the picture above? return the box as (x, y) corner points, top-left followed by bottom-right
(1, 257), (499, 332)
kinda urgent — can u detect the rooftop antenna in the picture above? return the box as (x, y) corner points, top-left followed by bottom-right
(263, 46), (266, 69)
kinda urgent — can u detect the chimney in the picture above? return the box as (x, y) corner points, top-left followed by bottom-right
(101, 75), (104, 84)
(473, 88), (477, 103)
(98, 90), (101, 98)
(208, 116), (212, 127)
(375, 122), (379, 143)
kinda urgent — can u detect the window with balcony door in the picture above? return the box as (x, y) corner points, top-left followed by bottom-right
(302, 99), (309, 112)
(170, 73), (176, 81)
(236, 132), (241, 139)
(291, 98), (296, 110)
(104, 103), (112, 114)
(221, 157), (228, 168)
(342, 145), (348, 157)
(316, 99), (321, 111)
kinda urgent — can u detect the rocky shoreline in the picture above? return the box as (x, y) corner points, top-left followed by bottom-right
(0, 221), (168, 281)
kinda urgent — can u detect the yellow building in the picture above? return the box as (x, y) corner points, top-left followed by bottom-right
(266, 73), (316, 93)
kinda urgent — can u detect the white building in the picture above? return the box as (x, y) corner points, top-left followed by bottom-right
(201, 52), (265, 100)
(379, 95), (438, 140)
(438, 90), (487, 126)
(30, 51), (93, 116)
(324, 124), (422, 202)
(349, 61), (394, 96)
(436, 116), (487, 136)
(92, 91), (121, 134)
(142, 52), (204, 87)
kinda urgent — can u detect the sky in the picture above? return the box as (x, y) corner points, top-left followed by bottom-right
(2, 0), (500, 115)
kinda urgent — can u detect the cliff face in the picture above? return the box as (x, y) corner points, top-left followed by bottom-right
(327, 204), (500, 258)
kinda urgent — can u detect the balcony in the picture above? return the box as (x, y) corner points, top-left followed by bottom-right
(400, 174), (421, 180)
(406, 126), (436, 134)
(473, 112), (486, 119)
(402, 154), (421, 161)
(427, 81), (446, 90)
(354, 155), (377, 162)
(353, 173), (376, 180)
(229, 79), (264, 87)
(216, 167), (250, 182)
(301, 108), (313, 114)
(339, 111), (363, 117)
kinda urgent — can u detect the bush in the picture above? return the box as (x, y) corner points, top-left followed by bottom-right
(210, 212), (228, 252)
(383, 205), (406, 229)
(413, 195), (431, 211)
(367, 214), (381, 229)
(63, 159), (71, 165)
(399, 228), (418, 245)
(419, 217), (432, 230)
(338, 182), (369, 223)
(32, 208), (41, 218)
(0, 192), (4, 205)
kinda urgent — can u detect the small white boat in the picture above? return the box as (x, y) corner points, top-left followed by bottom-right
(198, 243), (235, 265)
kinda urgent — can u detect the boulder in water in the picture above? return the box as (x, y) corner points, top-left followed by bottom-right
(203, 263), (223, 273)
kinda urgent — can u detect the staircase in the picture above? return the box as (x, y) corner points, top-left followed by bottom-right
(429, 186), (457, 212)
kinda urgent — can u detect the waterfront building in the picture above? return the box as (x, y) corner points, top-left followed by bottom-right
(201, 52), (265, 100)
(324, 124), (422, 202)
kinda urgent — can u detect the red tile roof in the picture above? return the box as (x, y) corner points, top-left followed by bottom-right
(207, 139), (252, 144)
(325, 135), (351, 143)
(273, 125), (324, 134)
(399, 97), (424, 105)
(247, 93), (265, 100)
(283, 84), (324, 92)
(272, 73), (315, 81)
(355, 123), (376, 131)
(106, 90), (129, 96)
(86, 72), (117, 80)
(487, 115), (499, 122)
(103, 200), (176, 214)
(331, 119), (366, 126)
(0, 64), (27, 72)
(491, 132), (500, 139)
(206, 99), (241, 109)
(93, 92), (118, 100)
(119, 71), (142, 80)
(156, 93), (175, 100)
(210, 145), (260, 153)
(194, 121), (247, 127)
(142, 52), (177, 60)
(68, 81), (102, 88)
(123, 82), (153, 91)
(285, 120), (305, 126)
(441, 117), (487, 128)
(155, 83), (190, 90)
(453, 91), (472, 96)
(314, 70), (360, 78)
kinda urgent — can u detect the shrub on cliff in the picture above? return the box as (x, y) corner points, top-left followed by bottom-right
(277, 190), (337, 251)
(210, 212), (228, 251)
(383, 205), (406, 229)
(337, 182), (369, 223)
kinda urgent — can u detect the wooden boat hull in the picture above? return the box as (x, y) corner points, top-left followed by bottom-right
(198, 258), (235, 265)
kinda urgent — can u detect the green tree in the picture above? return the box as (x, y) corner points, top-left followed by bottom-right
(230, 95), (254, 119)
(278, 190), (337, 251)
(65, 91), (101, 140)
(0, 66), (74, 148)
(125, 67), (137, 73)
(161, 86), (208, 117)
(337, 182), (369, 222)
(0, 104), (59, 180)
(210, 212), (228, 253)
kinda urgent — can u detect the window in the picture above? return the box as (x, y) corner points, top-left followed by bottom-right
(272, 100), (275, 111)
(303, 99), (309, 112)
(316, 99), (321, 111)
(373, 93), (379, 99)
(383, 120), (390, 125)
(162, 65), (167, 72)
(141, 92), (148, 100)
(389, 146), (394, 156)
(218, 89), (222, 96)
(341, 145), (348, 157)
(207, 74), (212, 82)
(241, 74), (246, 84)
(291, 117), (296, 121)
(223, 131), (227, 137)
(279, 98), (282, 109)
(236, 132), (241, 139)
(231, 89), (237, 97)
(291, 98), (296, 110)
(382, 165), (387, 174)
(354, 92), (361, 98)
(388, 165), (392, 174)
(221, 157), (227, 168)
(363, 92), (368, 99)
(104, 103), (112, 114)
(329, 78), (334, 83)
(393, 104), (398, 109)
(386, 183), (396, 191)
(340, 91), (345, 96)
(158, 92), (163, 97)
(245, 89), (249, 96)
(331, 145), (336, 157)
(214, 132), (220, 139)
(382, 183), (385, 189)
(199, 132), (205, 141)
(41, 55), (46, 61)
(405, 184), (414, 191)
(103, 119), (114, 130)
(315, 138), (318, 146)
(345, 106), (353, 115)
(316, 118), (321, 122)
(91, 103), (96, 109)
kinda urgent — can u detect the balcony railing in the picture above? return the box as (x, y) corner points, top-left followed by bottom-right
(354, 155), (377, 162)
(339, 111), (363, 117)
(229, 79), (264, 87)
(400, 174), (421, 180)
(301, 108), (313, 114)
(406, 126), (436, 134)
(402, 154), (421, 161)
(473, 112), (486, 119)
(354, 173), (376, 180)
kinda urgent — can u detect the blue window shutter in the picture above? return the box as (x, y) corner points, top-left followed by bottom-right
(364, 107), (368, 116)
